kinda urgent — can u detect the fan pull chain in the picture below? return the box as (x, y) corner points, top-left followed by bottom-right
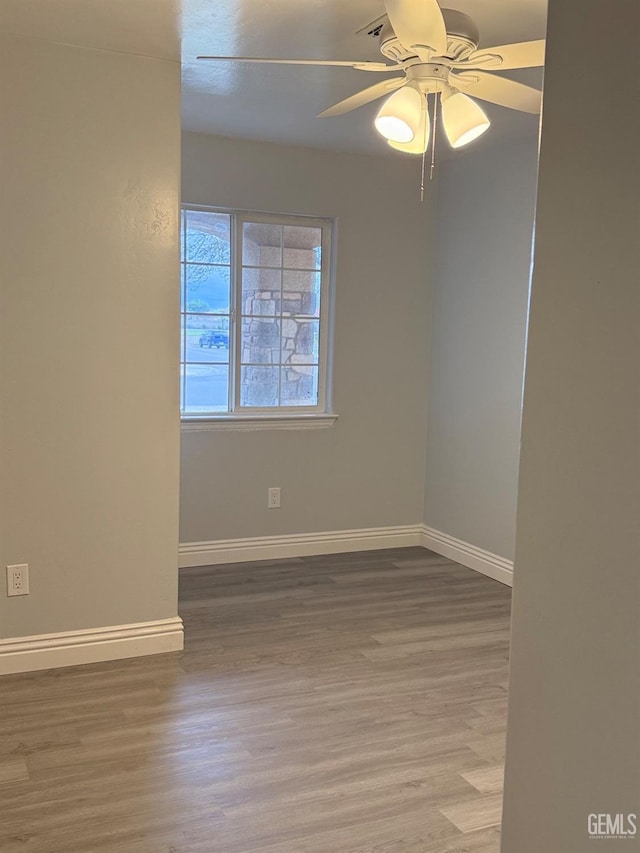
(420, 96), (428, 202)
(430, 92), (438, 181)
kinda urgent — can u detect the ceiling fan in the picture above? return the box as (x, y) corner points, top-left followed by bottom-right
(197, 0), (545, 155)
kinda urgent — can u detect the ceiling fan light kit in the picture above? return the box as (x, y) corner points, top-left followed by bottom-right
(441, 90), (490, 148)
(374, 85), (423, 142)
(198, 0), (544, 163)
(388, 99), (430, 154)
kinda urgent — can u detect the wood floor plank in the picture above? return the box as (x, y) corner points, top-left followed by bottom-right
(440, 793), (504, 834)
(0, 546), (511, 851)
(459, 765), (505, 794)
(0, 757), (29, 783)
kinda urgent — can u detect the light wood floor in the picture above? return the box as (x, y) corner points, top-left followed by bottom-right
(0, 547), (512, 852)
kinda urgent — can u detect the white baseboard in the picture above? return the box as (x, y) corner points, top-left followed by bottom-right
(179, 524), (424, 568)
(421, 526), (513, 587)
(0, 617), (184, 676)
(178, 524), (513, 587)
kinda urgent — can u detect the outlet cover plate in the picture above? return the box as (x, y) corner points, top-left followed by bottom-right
(267, 487), (281, 508)
(7, 564), (29, 596)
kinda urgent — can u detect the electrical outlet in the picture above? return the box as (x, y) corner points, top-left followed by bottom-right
(7, 564), (29, 597)
(267, 487), (281, 509)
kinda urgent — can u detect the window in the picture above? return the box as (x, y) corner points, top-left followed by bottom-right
(180, 207), (333, 421)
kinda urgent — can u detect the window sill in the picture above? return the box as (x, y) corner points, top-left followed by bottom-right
(181, 414), (338, 433)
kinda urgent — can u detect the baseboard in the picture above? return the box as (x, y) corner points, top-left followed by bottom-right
(179, 524), (424, 568)
(421, 526), (513, 587)
(0, 616), (184, 676)
(178, 524), (513, 587)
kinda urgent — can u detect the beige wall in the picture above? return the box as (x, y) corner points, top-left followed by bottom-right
(180, 133), (434, 543)
(424, 138), (539, 559)
(502, 0), (640, 847)
(0, 34), (181, 638)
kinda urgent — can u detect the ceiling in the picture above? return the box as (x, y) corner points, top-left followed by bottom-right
(1, 0), (548, 157)
(0, 0), (180, 60)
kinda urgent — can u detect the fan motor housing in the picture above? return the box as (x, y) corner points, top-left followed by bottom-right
(379, 8), (479, 62)
(379, 21), (416, 62)
(442, 9), (480, 46)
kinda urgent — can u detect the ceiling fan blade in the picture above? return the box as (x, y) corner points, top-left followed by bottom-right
(318, 77), (406, 117)
(462, 39), (546, 70)
(384, 0), (447, 56)
(452, 71), (542, 114)
(196, 56), (399, 72)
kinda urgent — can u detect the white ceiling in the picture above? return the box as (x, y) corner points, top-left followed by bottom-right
(0, 0), (180, 60)
(1, 0), (548, 157)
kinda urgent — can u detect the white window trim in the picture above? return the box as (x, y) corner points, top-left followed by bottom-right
(180, 205), (334, 423)
(180, 413), (338, 433)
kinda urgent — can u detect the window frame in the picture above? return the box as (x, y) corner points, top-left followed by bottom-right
(180, 205), (334, 426)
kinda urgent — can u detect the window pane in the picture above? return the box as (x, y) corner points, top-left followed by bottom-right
(243, 222), (282, 268)
(241, 366), (279, 407)
(182, 315), (230, 364)
(185, 211), (231, 264)
(281, 319), (319, 364)
(283, 225), (322, 270)
(282, 270), (321, 317)
(280, 366), (318, 406)
(180, 208), (330, 417)
(241, 318), (280, 364)
(184, 264), (230, 314)
(183, 364), (229, 413)
(242, 268), (280, 315)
